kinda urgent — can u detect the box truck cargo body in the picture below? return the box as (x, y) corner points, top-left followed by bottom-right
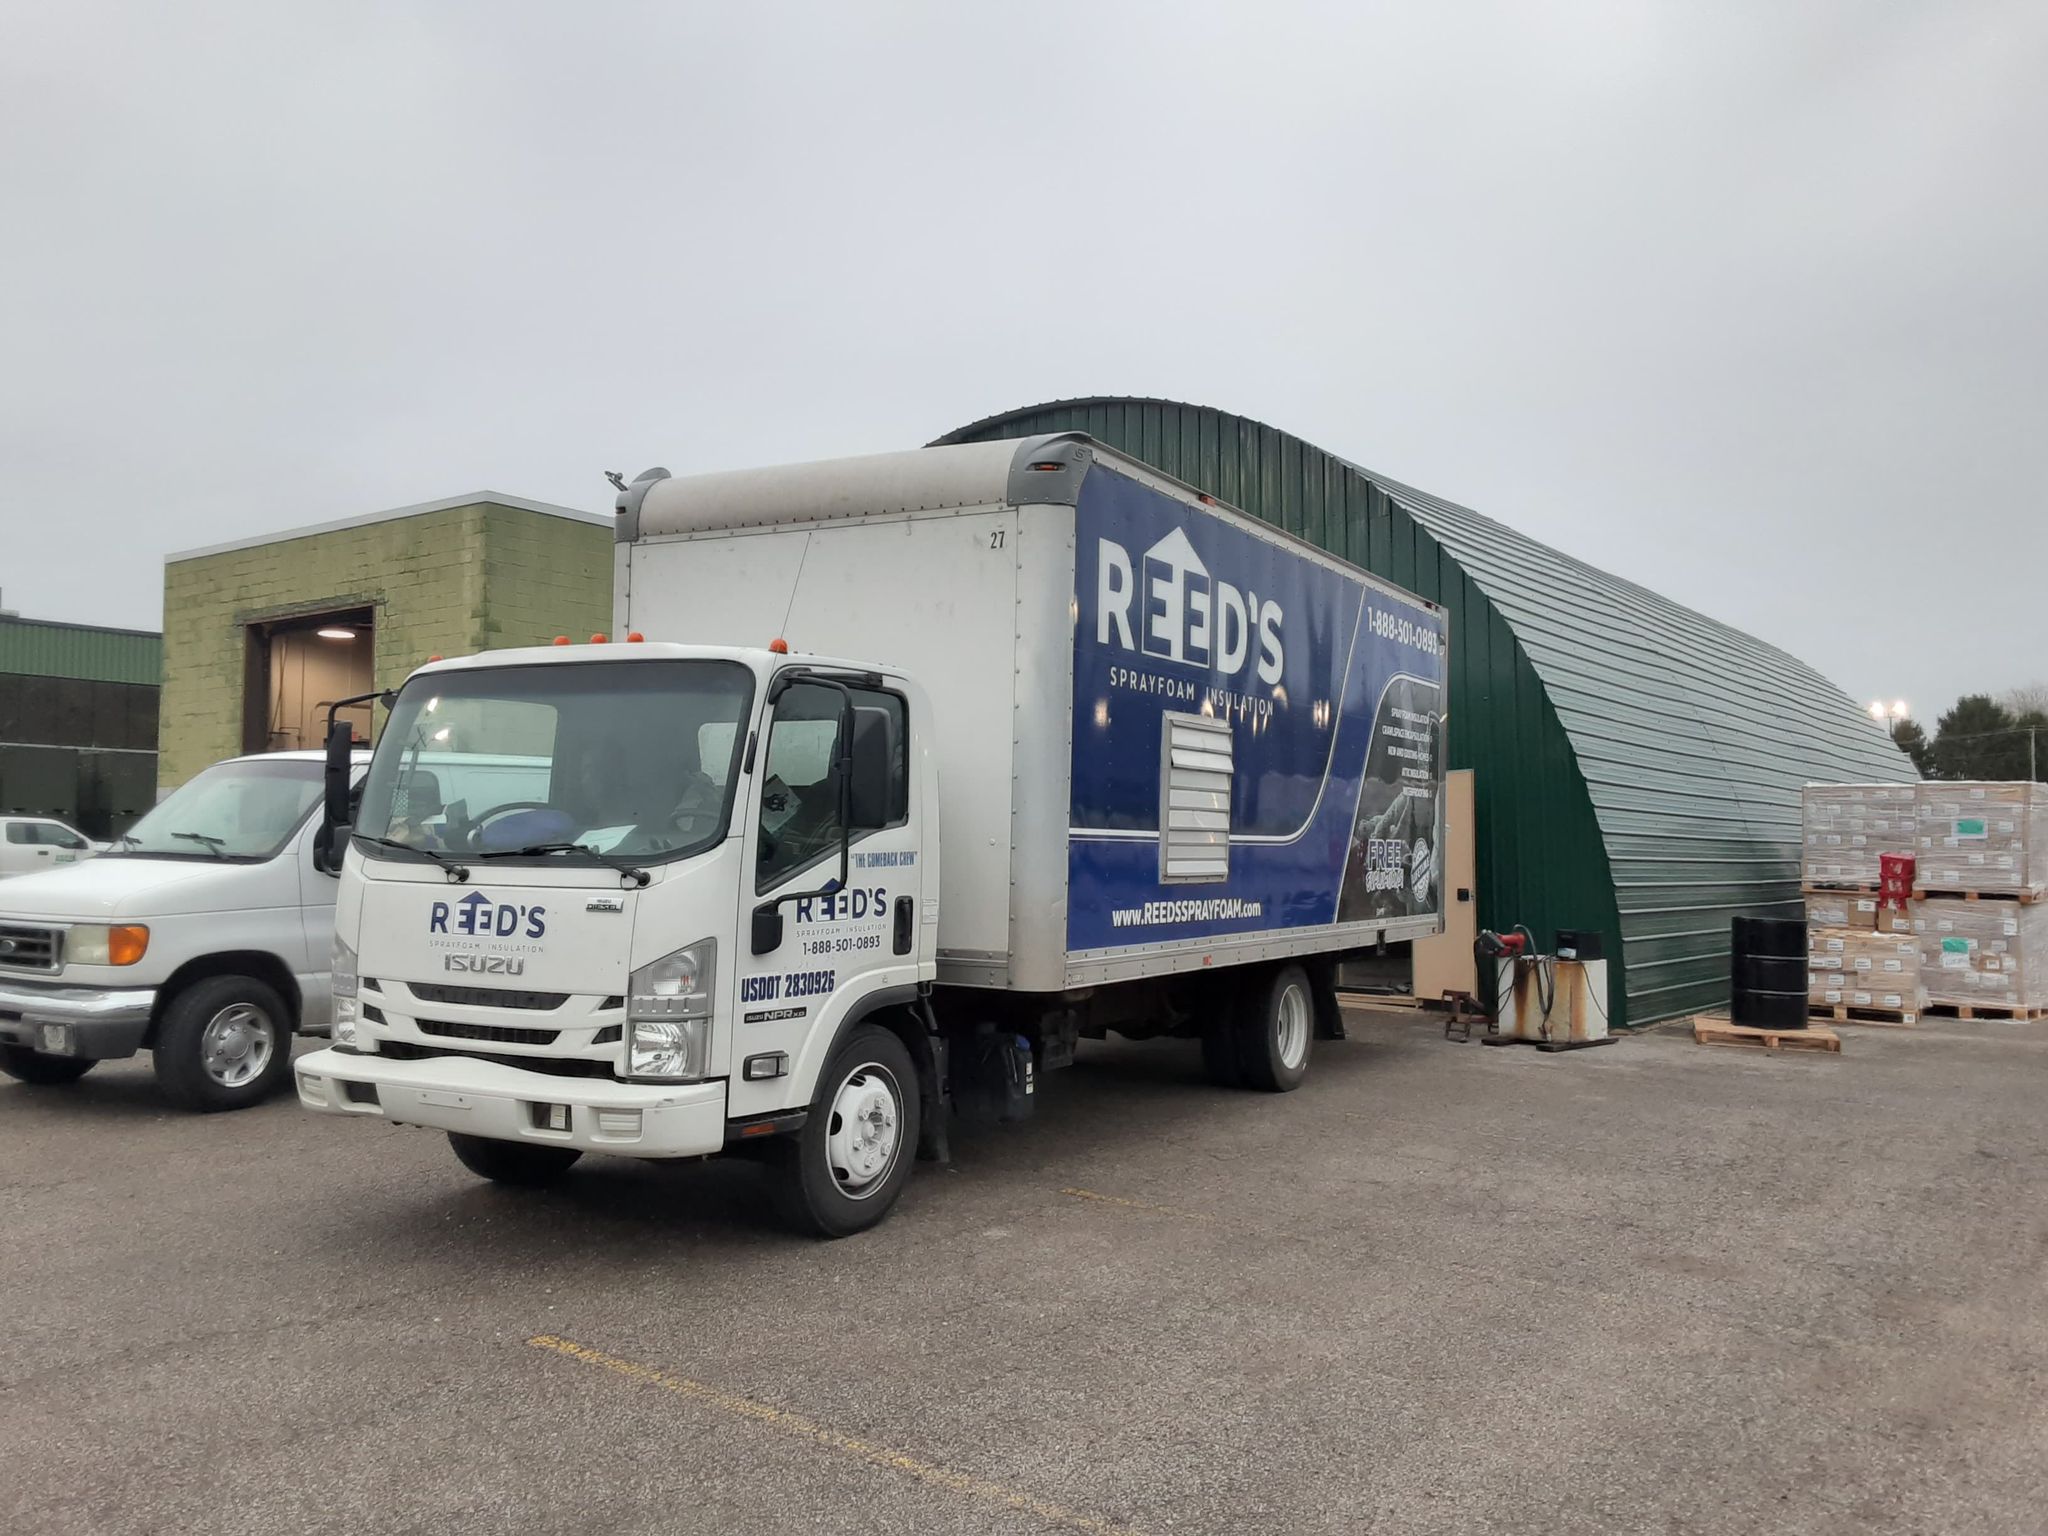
(296, 436), (1447, 1234)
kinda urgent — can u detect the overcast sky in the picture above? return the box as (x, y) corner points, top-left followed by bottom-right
(3, 2), (2042, 726)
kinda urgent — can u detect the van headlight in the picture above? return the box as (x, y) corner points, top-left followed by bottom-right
(331, 937), (360, 1047)
(66, 924), (149, 967)
(627, 939), (715, 1081)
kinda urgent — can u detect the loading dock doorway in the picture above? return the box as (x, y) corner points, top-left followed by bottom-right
(242, 609), (374, 756)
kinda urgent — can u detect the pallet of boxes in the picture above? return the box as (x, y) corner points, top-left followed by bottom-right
(1912, 782), (2047, 1021)
(1803, 781), (2047, 1026)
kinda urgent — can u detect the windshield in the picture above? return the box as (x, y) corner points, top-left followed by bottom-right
(355, 659), (754, 865)
(109, 758), (323, 861)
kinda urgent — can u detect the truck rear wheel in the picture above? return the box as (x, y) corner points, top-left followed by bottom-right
(1236, 964), (1314, 1093)
(774, 1023), (920, 1238)
(151, 975), (294, 1112)
(0, 1045), (96, 1086)
(447, 1133), (583, 1185)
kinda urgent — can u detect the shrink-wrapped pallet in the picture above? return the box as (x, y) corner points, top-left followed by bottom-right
(1807, 927), (1919, 1011)
(1913, 900), (2048, 1011)
(1802, 783), (1917, 888)
(1914, 781), (2048, 895)
(1804, 890), (1880, 931)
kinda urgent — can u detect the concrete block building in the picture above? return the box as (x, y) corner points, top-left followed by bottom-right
(160, 494), (608, 788)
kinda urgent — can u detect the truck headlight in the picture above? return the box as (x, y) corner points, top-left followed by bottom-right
(66, 924), (150, 967)
(331, 938), (360, 1047)
(627, 939), (715, 1081)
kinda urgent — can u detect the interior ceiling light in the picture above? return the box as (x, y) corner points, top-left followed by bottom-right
(316, 627), (356, 640)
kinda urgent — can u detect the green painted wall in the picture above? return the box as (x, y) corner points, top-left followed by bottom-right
(940, 399), (1908, 1026)
(160, 502), (608, 788)
(0, 616), (161, 685)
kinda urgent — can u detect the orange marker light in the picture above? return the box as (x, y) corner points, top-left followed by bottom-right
(768, 637), (790, 654)
(591, 633), (608, 644)
(108, 925), (150, 966)
(552, 635), (571, 646)
(427, 654), (443, 663)
(626, 631), (645, 643)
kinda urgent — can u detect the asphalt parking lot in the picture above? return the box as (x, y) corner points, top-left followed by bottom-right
(5, 1006), (2046, 1536)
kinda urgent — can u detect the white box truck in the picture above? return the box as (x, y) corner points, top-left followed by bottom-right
(294, 436), (1448, 1233)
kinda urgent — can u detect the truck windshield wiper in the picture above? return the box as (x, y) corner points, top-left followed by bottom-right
(473, 841), (650, 886)
(171, 831), (227, 857)
(352, 834), (472, 880)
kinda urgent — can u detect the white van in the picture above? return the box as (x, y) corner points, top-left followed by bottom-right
(0, 750), (368, 1110)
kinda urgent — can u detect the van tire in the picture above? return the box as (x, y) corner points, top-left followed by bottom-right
(448, 1133), (583, 1185)
(151, 975), (294, 1112)
(0, 1046), (96, 1086)
(774, 1023), (920, 1238)
(1237, 965), (1314, 1093)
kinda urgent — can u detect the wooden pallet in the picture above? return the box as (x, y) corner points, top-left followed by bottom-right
(1809, 1002), (1917, 1028)
(1692, 1015), (1841, 1054)
(1802, 884), (1882, 898)
(1912, 887), (2041, 905)
(1920, 1001), (2048, 1022)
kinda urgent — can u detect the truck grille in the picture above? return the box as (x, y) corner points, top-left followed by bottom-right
(416, 1019), (560, 1047)
(378, 1040), (611, 1078)
(404, 982), (570, 1011)
(0, 924), (61, 972)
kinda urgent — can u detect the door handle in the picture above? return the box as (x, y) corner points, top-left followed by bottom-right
(892, 896), (913, 955)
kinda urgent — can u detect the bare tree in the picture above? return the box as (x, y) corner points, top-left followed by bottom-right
(2003, 682), (2048, 716)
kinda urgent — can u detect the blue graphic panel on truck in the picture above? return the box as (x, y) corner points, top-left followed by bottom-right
(1067, 468), (1446, 952)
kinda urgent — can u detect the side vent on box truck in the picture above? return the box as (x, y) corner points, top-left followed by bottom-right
(1159, 711), (1233, 883)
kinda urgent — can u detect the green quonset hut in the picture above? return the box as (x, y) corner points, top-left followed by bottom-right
(936, 398), (1909, 1027)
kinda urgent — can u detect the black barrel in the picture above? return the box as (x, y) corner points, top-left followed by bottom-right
(1731, 916), (1808, 1028)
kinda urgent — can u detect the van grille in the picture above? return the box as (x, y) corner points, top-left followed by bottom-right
(0, 924), (61, 972)
(404, 982), (570, 1011)
(416, 1019), (560, 1047)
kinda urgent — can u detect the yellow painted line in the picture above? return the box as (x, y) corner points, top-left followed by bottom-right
(1058, 1187), (1213, 1223)
(527, 1336), (1145, 1536)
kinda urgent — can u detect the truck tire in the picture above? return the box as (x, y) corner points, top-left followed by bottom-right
(1198, 1018), (1244, 1088)
(151, 975), (295, 1112)
(1237, 964), (1314, 1093)
(0, 1045), (96, 1085)
(447, 1133), (583, 1185)
(775, 1023), (921, 1238)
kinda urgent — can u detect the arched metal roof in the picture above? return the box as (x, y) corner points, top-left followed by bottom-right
(938, 397), (1910, 1024)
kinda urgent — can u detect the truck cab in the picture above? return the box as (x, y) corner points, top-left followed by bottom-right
(296, 644), (940, 1233)
(0, 749), (368, 1109)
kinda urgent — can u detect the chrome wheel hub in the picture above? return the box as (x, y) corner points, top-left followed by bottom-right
(201, 1003), (275, 1089)
(1275, 982), (1310, 1070)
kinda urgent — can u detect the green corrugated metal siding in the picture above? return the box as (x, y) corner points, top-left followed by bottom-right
(937, 399), (1909, 1025)
(0, 616), (163, 685)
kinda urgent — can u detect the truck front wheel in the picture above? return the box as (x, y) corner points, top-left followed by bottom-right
(447, 1133), (583, 1185)
(151, 975), (295, 1112)
(775, 1023), (921, 1238)
(0, 1045), (96, 1086)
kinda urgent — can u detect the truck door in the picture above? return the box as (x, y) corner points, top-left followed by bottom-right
(730, 675), (923, 1117)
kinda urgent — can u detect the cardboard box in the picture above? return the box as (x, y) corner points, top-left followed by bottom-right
(1805, 891), (1880, 931)
(1803, 783), (1918, 888)
(1808, 926), (1919, 1009)
(1914, 781), (2047, 896)
(1913, 899), (2048, 1009)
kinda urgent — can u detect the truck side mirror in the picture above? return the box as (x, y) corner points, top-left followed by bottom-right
(751, 902), (784, 956)
(317, 719), (355, 874)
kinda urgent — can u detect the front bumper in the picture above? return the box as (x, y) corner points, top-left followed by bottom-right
(294, 1047), (727, 1158)
(0, 979), (156, 1059)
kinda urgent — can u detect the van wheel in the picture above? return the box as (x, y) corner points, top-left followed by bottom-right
(775, 1023), (920, 1238)
(1237, 965), (1314, 1093)
(0, 1045), (96, 1085)
(447, 1133), (583, 1185)
(152, 976), (294, 1112)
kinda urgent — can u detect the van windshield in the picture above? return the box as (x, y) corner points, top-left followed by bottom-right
(107, 758), (323, 862)
(355, 660), (754, 866)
